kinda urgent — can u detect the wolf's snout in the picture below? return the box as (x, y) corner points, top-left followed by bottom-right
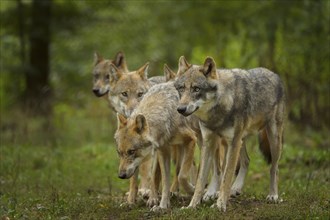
(118, 171), (127, 179)
(92, 89), (100, 96)
(177, 106), (187, 114)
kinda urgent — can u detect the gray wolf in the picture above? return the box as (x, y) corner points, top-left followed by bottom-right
(165, 64), (254, 202)
(115, 81), (196, 210)
(174, 56), (285, 211)
(92, 51), (129, 98)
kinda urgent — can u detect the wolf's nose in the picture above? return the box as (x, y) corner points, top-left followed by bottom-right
(177, 106), (187, 114)
(118, 172), (127, 179)
(92, 89), (99, 95)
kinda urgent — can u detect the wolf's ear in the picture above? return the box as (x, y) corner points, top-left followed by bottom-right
(94, 52), (103, 65)
(109, 63), (123, 82)
(178, 56), (191, 76)
(117, 113), (127, 129)
(114, 51), (129, 72)
(202, 57), (217, 79)
(136, 62), (149, 80)
(164, 64), (176, 82)
(135, 114), (148, 134)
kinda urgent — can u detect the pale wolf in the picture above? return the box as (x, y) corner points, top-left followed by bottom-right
(92, 51), (128, 98)
(115, 82), (196, 210)
(108, 62), (150, 117)
(174, 56), (285, 211)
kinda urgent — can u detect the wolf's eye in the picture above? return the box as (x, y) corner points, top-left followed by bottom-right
(127, 149), (135, 156)
(137, 92), (144, 98)
(192, 87), (200, 92)
(121, 92), (128, 97)
(178, 86), (185, 93)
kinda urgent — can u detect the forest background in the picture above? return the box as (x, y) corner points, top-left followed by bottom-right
(0, 0), (329, 219)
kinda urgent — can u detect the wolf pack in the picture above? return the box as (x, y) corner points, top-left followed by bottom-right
(92, 51), (285, 212)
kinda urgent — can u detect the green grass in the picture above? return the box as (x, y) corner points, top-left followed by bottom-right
(1, 123), (329, 219)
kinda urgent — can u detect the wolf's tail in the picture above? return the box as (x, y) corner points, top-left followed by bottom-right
(258, 129), (271, 164)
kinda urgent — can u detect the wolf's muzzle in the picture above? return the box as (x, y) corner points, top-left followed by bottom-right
(92, 89), (105, 97)
(177, 106), (187, 114)
(118, 171), (128, 179)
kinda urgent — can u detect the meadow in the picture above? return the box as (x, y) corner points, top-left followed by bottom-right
(1, 113), (329, 219)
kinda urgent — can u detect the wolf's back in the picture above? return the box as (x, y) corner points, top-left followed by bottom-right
(132, 82), (181, 139)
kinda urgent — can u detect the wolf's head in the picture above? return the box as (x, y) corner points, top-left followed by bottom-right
(108, 62), (150, 117)
(115, 113), (153, 179)
(92, 51), (129, 97)
(174, 56), (218, 117)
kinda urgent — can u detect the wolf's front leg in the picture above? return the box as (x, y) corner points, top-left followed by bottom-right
(216, 134), (242, 212)
(203, 149), (221, 201)
(231, 142), (249, 197)
(151, 148), (171, 211)
(185, 126), (217, 209)
(147, 156), (159, 207)
(126, 168), (139, 205)
(138, 158), (152, 199)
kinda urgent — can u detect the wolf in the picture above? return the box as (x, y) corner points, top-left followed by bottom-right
(105, 61), (155, 203)
(165, 64), (254, 202)
(92, 51), (129, 98)
(174, 56), (285, 211)
(92, 53), (153, 203)
(107, 62), (183, 204)
(115, 81), (197, 210)
(108, 62), (151, 117)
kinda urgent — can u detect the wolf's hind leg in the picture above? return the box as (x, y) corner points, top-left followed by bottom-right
(265, 115), (283, 203)
(151, 148), (171, 211)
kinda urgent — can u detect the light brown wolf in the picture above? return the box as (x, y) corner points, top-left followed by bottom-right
(107, 61), (154, 203)
(115, 82), (196, 211)
(108, 62), (150, 117)
(174, 56), (285, 211)
(92, 51), (128, 98)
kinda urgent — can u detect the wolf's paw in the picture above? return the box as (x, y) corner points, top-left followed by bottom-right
(150, 205), (167, 212)
(230, 187), (242, 198)
(138, 188), (150, 199)
(212, 199), (227, 212)
(203, 191), (218, 202)
(266, 194), (283, 203)
(147, 197), (159, 207)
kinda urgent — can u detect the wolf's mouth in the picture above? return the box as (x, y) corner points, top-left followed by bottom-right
(179, 106), (199, 117)
(125, 166), (138, 179)
(93, 90), (108, 97)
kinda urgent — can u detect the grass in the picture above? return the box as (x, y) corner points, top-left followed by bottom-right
(1, 116), (329, 219)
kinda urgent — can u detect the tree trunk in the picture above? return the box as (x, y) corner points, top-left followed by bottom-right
(25, 0), (52, 116)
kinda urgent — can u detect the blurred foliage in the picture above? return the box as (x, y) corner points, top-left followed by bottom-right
(0, 0), (329, 146)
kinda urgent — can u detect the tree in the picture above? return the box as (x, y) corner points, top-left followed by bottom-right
(24, 0), (52, 116)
